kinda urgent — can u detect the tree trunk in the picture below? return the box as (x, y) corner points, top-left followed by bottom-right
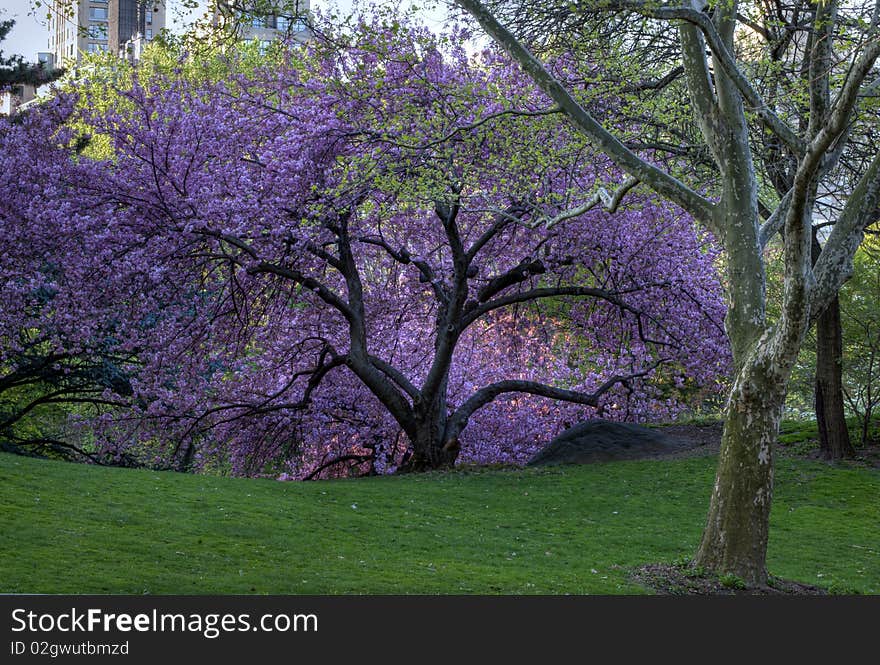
(397, 389), (459, 472)
(398, 423), (459, 472)
(694, 363), (783, 586)
(814, 296), (855, 459)
(811, 228), (855, 461)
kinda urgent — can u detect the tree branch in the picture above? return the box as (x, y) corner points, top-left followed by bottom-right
(476, 258), (547, 303)
(368, 355), (420, 400)
(461, 284), (680, 347)
(812, 150), (880, 317)
(758, 188), (793, 247)
(465, 202), (530, 260)
(303, 453), (373, 481)
(6, 436), (108, 465)
(453, 0), (717, 225)
(247, 261), (355, 323)
(613, 1), (806, 155)
(358, 235), (448, 304)
(444, 359), (668, 443)
(531, 176), (640, 228)
(617, 66), (685, 93)
(356, 106), (564, 151)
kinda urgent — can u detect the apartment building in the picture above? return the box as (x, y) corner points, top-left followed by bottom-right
(0, 83), (37, 116)
(213, 0), (312, 51)
(47, 0), (166, 66)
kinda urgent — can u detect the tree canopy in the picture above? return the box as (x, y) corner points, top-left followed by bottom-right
(0, 13), (729, 478)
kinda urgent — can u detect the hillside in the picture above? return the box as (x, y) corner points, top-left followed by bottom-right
(1, 452), (877, 594)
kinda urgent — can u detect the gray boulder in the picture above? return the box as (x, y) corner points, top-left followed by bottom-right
(526, 419), (689, 466)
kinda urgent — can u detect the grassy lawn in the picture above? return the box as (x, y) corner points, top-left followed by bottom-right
(0, 451), (877, 594)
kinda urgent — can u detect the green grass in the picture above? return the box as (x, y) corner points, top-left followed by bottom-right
(778, 419), (821, 449)
(778, 415), (880, 452)
(0, 452), (877, 594)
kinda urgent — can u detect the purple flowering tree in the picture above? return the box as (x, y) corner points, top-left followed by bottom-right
(0, 100), (212, 463)
(81, 18), (727, 474)
(2, 14), (729, 477)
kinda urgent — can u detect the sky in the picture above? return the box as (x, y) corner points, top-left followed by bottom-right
(1, 1), (452, 62)
(1, 0), (48, 60)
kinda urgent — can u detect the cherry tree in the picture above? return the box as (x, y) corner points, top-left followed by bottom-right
(0, 99), (214, 463)
(41, 15), (726, 476)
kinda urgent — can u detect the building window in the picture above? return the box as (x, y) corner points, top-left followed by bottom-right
(293, 19), (307, 33)
(88, 23), (108, 41)
(87, 43), (108, 53)
(146, 10), (152, 24)
(89, 7), (107, 19)
(146, 29), (153, 40)
(251, 15), (266, 28)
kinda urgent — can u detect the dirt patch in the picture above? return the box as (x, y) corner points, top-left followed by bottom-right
(633, 562), (829, 595)
(852, 442), (880, 467)
(797, 440), (880, 468)
(641, 422), (723, 460)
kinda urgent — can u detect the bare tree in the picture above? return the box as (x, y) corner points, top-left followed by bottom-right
(454, 0), (880, 584)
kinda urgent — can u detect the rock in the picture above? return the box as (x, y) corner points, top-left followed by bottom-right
(526, 419), (690, 466)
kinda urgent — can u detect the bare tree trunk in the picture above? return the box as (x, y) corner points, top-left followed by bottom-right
(694, 360), (781, 586)
(812, 230), (855, 460)
(815, 295), (856, 459)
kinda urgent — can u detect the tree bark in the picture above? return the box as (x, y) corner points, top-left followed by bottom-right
(814, 295), (856, 459)
(694, 361), (781, 586)
(397, 385), (460, 473)
(398, 423), (459, 472)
